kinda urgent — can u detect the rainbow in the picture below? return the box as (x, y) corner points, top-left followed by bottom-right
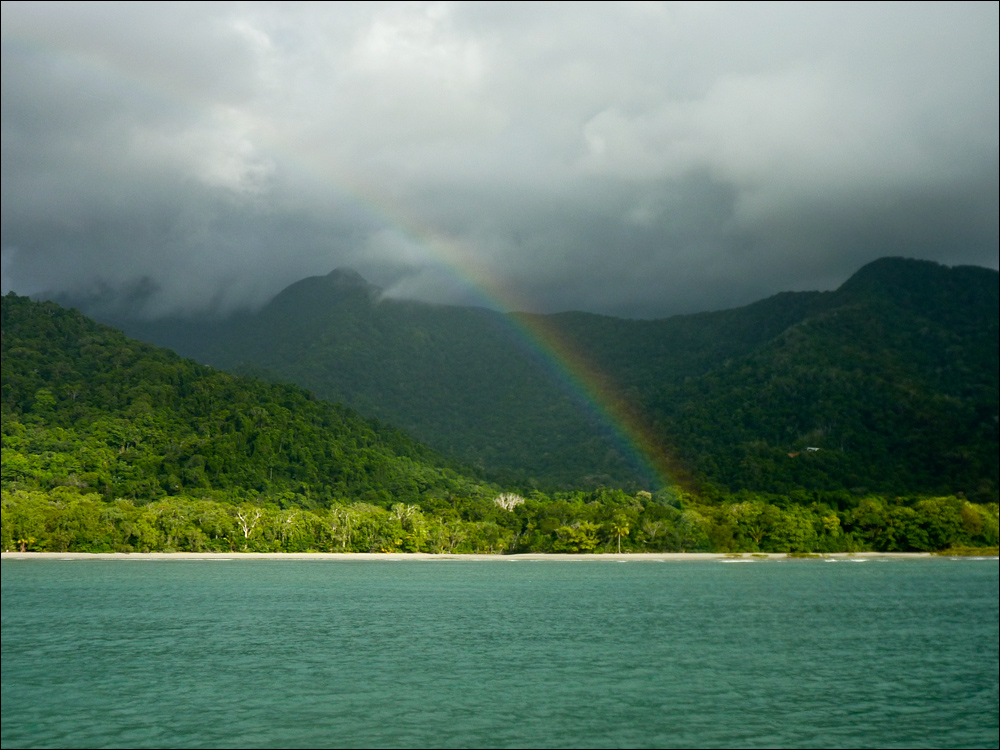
(4, 28), (685, 491)
(310, 184), (683, 491)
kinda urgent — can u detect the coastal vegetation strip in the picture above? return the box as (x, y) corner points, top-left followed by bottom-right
(1, 551), (960, 561)
(3, 489), (996, 554)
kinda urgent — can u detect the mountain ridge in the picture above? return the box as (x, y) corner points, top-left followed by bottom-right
(49, 256), (999, 497)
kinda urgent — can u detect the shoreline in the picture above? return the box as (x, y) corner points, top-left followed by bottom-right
(1, 551), (950, 561)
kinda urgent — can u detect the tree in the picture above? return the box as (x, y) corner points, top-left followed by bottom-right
(494, 493), (525, 511)
(234, 505), (264, 550)
(609, 514), (630, 553)
(553, 522), (600, 553)
(328, 506), (358, 551)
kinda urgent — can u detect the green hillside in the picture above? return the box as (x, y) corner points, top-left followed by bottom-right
(86, 258), (999, 500)
(1, 292), (489, 508)
(561, 258), (1000, 500)
(118, 269), (636, 488)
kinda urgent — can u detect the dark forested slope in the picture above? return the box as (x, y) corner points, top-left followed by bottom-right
(559, 258), (1000, 499)
(115, 269), (634, 487)
(74, 258), (999, 499)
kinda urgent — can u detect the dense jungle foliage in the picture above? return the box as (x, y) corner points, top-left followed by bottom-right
(2, 289), (998, 554)
(604, 258), (999, 500)
(3, 487), (998, 554)
(100, 257), (999, 498)
(1, 293), (489, 507)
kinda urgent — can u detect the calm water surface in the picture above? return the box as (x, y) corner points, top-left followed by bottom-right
(2, 558), (997, 749)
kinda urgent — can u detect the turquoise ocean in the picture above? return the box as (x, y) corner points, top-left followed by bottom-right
(2, 557), (997, 749)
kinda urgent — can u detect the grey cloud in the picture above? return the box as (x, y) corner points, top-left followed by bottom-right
(2, 2), (997, 320)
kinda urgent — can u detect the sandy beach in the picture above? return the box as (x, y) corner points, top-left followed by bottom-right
(2, 551), (940, 561)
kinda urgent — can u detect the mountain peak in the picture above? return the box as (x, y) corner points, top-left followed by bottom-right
(264, 267), (380, 317)
(837, 256), (998, 318)
(325, 267), (373, 289)
(840, 256), (945, 291)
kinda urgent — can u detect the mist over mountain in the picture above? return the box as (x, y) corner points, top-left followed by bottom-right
(57, 257), (999, 499)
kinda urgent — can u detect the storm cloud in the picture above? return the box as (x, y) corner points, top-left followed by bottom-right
(2, 2), (997, 318)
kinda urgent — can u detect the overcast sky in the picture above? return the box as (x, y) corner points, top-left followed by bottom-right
(2, 2), (997, 319)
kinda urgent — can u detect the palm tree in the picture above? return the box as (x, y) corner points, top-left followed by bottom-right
(610, 516), (630, 554)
